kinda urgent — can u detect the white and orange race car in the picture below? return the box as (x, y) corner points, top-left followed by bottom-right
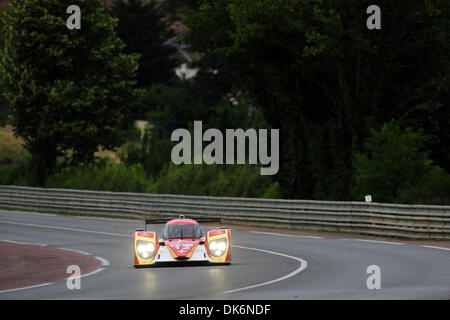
(133, 215), (231, 267)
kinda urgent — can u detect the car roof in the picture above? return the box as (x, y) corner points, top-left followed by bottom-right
(166, 218), (198, 225)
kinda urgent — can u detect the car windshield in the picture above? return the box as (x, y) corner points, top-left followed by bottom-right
(161, 223), (205, 239)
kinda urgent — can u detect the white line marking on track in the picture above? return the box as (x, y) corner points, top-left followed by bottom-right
(94, 256), (110, 266)
(0, 209), (139, 223)
(77, 216), (140, 223)
(0, 237), (109, 294)
(1, 210), (58, 217)
(0, 282), (54, 294)
(341, 239), (404, 245)
(224, 245), (308, 294)
(421, 245), (450, 251)
(0, 239), (47, 246)
(80, 267), (105, 278)
(249, 231), (323, 239)
(58, 247), (92, 255)
(0, 220), (129, 237)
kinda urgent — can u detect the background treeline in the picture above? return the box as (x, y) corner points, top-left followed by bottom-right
(0, 0), (449, 204)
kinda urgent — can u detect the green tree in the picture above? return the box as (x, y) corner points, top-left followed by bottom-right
(351, 121), (449, 204)
(180, 1), (238, 112)
(120, 84), (208, 177)
(182, 0), (450, 200)
(120, 83), (266, 177)
(108, 0), (179, 88)
(0, 0), (139, 184)
(0, 1), (11, 126)
(150, 162), (280, 198)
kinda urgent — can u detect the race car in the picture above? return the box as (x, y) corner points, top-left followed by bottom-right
(133, 215), (231, 267)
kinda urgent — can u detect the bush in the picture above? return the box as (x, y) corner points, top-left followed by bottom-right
(262, 182), (282, 199)
(2, 158), (280, 199)
(351, 121), (450, 204)
(150, 163), (280, 198)
(0, 157), (32, 186)
(44, 163), (153, 193)
(396, 167), (450, 205)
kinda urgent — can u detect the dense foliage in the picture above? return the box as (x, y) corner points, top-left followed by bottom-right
(180, 0), (450, 201)
(0, 0), (448, 204)
(41, 162), (279, 198)
(0, 1), (10, 126)
(352, 121), (450, 204)
(108, 0), (179, 88)
(0, 0), (138, 184)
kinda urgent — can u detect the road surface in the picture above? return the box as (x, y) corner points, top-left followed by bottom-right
(0, 210), (449, 299)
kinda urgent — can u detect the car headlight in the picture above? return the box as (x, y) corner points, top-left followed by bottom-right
(208, 238), (227, 257)
(136, 240), (155, 259)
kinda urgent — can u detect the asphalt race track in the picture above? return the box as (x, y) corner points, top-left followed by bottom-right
(0, 210), (449, 299)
